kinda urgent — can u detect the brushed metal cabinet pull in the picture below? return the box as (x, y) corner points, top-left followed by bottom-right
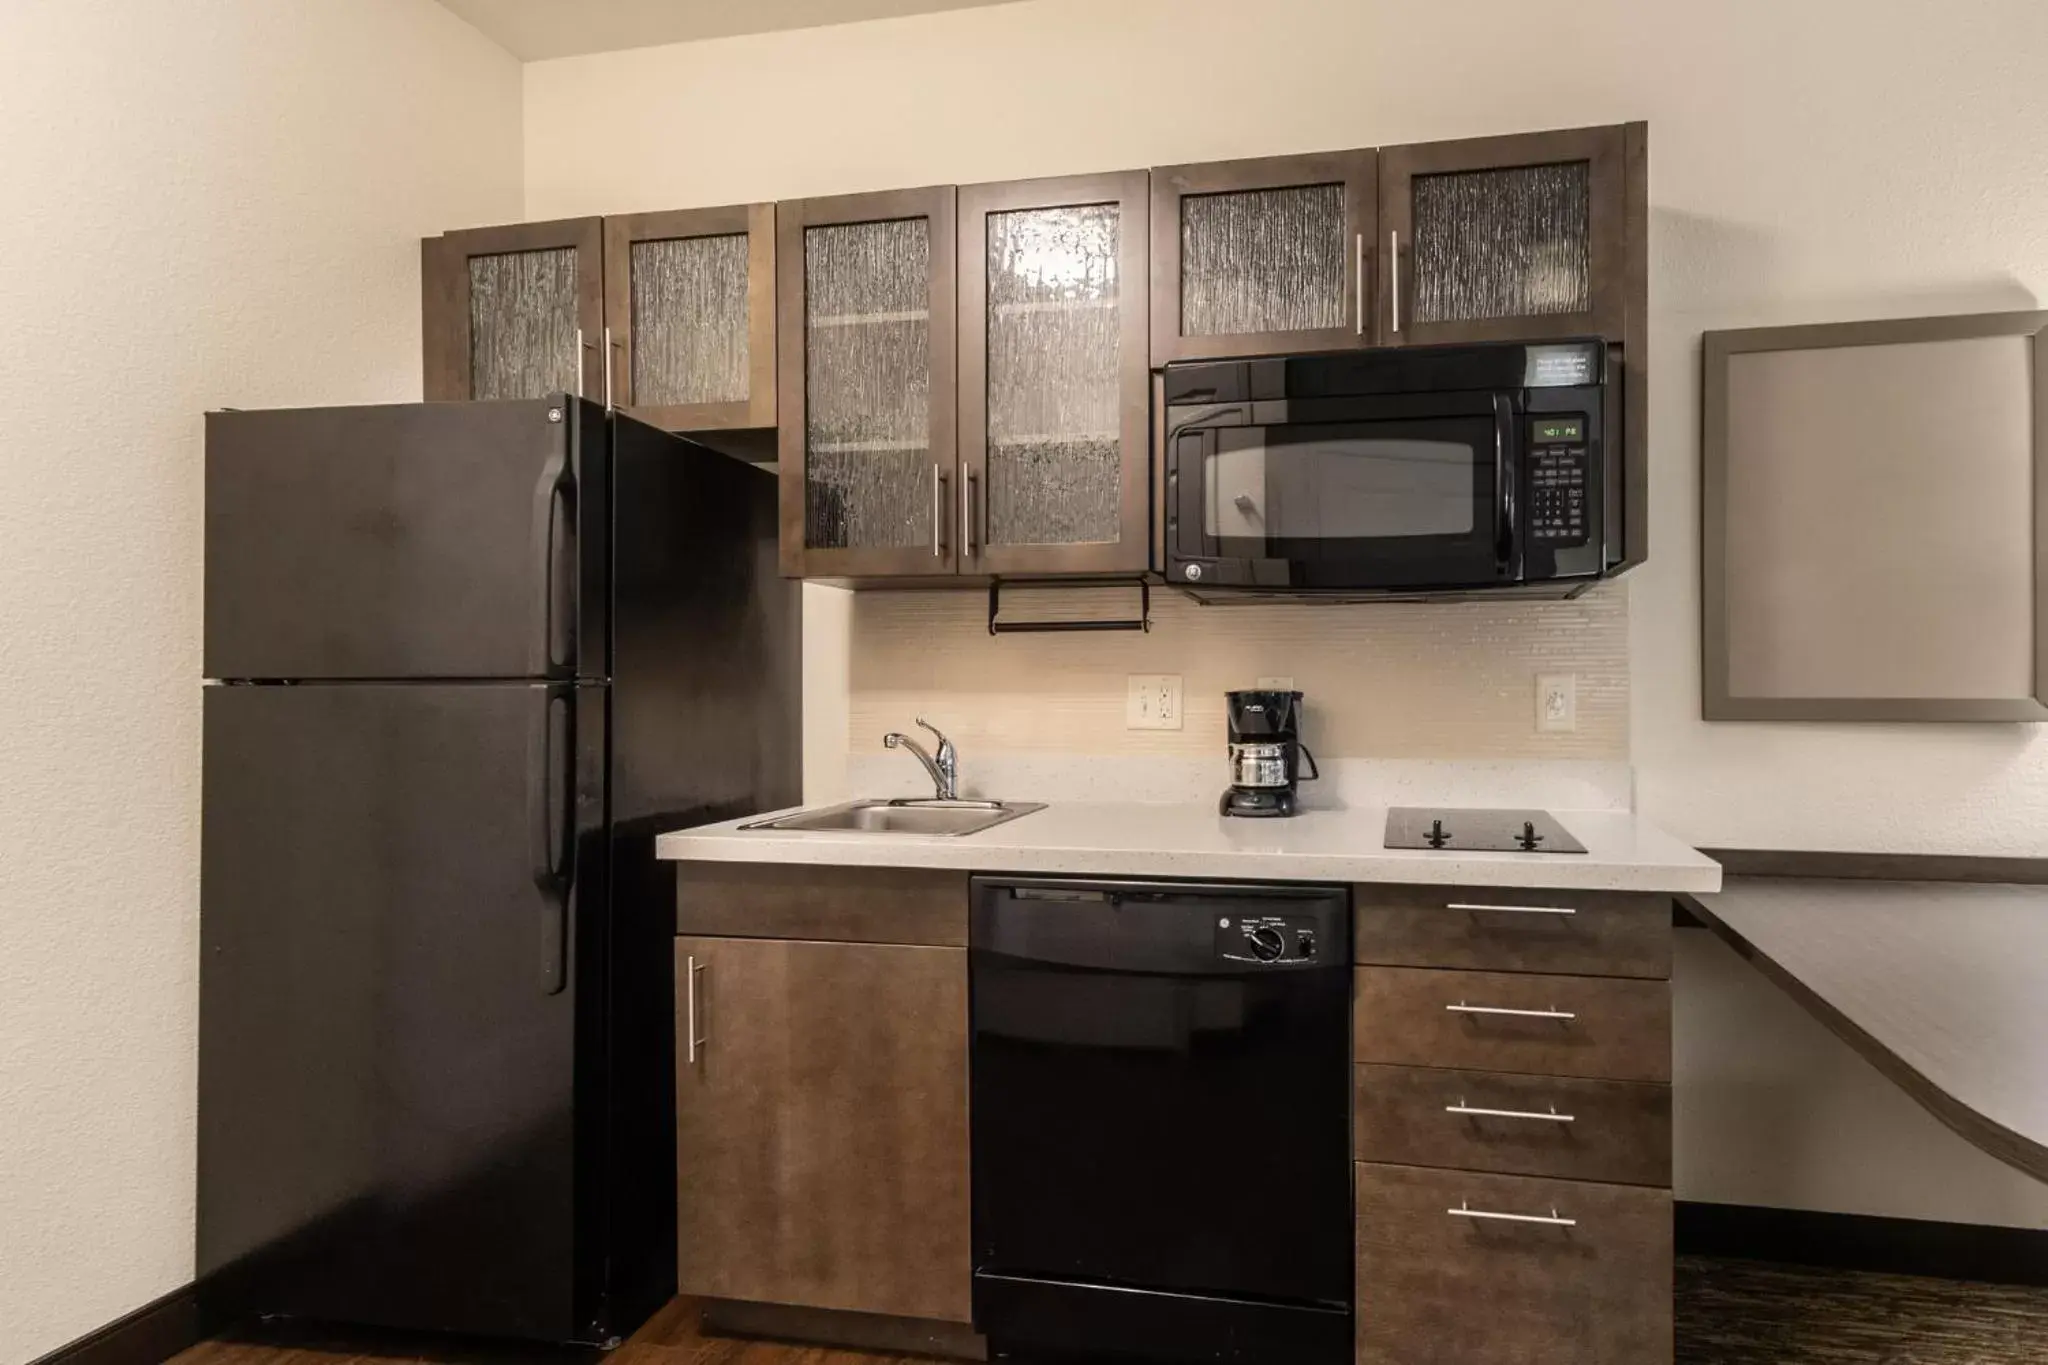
(1389, 229), (1401, 334)
(1447, 901), (1578, 917)
(686, 955), (707, 1063)
(1354, 233), (1365, 336)
(963, 470), (978, 558)
(1446, 1001), (1577, 1021)
(1446, 1101), (1576, 1123)
(1448, 1200), (1576, 1228)
(932, 464), (945, 558)
(574, 327), (586, 398)
(602, 326), (616, 410)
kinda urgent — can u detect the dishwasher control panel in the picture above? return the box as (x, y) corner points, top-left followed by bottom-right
(1215, 913), (1326, 967)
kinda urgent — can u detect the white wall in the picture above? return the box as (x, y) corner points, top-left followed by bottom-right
(523, 0), (2048, 1228)
(0, 4), (521, 1360)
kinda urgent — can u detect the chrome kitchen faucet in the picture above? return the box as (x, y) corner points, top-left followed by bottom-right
(883, 718), (958, 800)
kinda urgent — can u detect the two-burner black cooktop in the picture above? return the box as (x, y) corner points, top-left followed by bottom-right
(1384, 807), (1588, 855)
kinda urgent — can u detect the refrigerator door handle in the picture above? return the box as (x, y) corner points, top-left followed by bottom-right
(530, 439), (576, 679)
(529, 683), (575, 995)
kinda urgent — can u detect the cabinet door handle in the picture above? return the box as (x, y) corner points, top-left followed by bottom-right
(1354, 233), (1365, 336)
(1448, 1200), (1576, 1228)
(602, 325), (615, 410)
(1446, 1101), (1576, 1123)
(685, 954), (707, 1064)
(1389, 229), (1401, 334)
(932, 464), (945, 558)
(963, 470), (978, 558)
(1446, 901), (1578, 917)
(1446, 1001), (1577, 1021)
(573, 328), (586, 398)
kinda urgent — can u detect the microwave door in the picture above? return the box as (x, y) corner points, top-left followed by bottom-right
(1207, 419), (1510, 589)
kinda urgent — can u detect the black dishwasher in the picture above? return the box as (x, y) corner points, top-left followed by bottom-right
(970, 877), (1352, 1365)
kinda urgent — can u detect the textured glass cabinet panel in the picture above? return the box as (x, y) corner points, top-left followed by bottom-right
(1180, 183), (1346, 337)
(468, 248), (580, 400)
(630, 234), (749, 407)
(985, 203), (1121, 547)
(1411, 162), (1591, 323)
(804, 218), (932, 552)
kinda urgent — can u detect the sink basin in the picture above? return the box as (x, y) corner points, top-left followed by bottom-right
(741, 798), (1045, 837)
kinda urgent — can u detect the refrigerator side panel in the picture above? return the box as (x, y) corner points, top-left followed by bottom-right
(609, 415), (803, 834)
(204, 399), (595, 681)
(198, 682), (599, 1342)
(595, 416), (803, 1336)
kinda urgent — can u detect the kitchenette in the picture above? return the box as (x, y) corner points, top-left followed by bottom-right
(19, 8), (2048, 1365)
(173, 16), (2048, 1365)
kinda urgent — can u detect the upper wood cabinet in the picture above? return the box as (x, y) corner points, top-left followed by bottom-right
(958, 171), (1151, 576)
(1379, 124), (1632, 348)
(423, 218), (605, 402)
(777, 187), (959, 579)
(674, 934), (972, 1323)
(422, 206), (778, 438)
(603, 204), (777, 432)
(1149, 150), (1378, 365)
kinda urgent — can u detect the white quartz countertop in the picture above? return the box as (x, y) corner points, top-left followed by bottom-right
(655, 802), (1722, 894)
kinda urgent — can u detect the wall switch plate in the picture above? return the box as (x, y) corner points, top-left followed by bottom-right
(1255, 676), (1295, 691)
(1536, 673), (1577, 733)
(1127, 674), (1184, 730)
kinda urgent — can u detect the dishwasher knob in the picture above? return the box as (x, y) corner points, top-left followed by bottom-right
(1247, 926), (1285, 961)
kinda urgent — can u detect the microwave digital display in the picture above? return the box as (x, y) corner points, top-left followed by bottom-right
(1532, 416), (1585, 443)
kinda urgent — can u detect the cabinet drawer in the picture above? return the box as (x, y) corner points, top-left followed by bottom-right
(1353, 885), (1670, 978)
(676, 862), (968, 946)
(1355, 1162), (1671, 1365)
(1354, 1063), (1670, 1186)
(1353, 966), (1670, 1082)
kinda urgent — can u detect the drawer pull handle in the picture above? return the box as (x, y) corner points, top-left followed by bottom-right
(1447, 901), (1577, 916)
(1446, 1002), (1577, 1021)
(1448, 1200), (1576, 1228)
(1446, 1101), (1576, 1123)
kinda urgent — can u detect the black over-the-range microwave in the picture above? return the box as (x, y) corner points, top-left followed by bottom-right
(1161, 341), (1619, 597)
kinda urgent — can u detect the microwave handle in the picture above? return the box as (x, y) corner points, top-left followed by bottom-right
(1492, 395), (1515, 575)
(1167, 428), (1211, 559)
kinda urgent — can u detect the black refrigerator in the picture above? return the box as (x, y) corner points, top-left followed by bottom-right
(197, 398), (800, 1345)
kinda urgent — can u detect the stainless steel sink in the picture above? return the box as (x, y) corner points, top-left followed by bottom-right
(741, 798), (1045, 837)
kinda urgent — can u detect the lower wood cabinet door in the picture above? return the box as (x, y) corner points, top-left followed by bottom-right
(1355, 1162), (1671, 1365)
(674, 936), (971, 1322)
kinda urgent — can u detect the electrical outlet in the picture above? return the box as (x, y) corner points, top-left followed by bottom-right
(1536, 673), (1577, 733)
(1126, 674), (1185, 730)
(1256, 676), (1295, 691)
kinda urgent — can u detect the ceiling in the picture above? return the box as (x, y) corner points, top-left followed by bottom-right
(436, 0), (1026, 60)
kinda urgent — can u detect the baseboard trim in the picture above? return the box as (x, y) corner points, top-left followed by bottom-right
(24, 1283), (220, 1365)
(1677, 1201), (2048, 1286)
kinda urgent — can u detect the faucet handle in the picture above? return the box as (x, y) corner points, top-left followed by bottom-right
(915, 717), (952, 756)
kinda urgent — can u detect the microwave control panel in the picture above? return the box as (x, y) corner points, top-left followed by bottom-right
(1528, 415), (1590, 548)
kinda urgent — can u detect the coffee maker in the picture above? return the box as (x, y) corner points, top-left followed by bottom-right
(1220, 689), (1319, 818)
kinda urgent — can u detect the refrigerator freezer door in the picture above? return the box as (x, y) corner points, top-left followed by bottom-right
(204, 399), (610, 682)
(198, 680), (608, 1342)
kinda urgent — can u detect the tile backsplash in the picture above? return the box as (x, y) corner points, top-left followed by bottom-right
(848, 581), (1629, 761)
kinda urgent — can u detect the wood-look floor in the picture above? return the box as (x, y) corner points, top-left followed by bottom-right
(171, 1257), (2048, 1365)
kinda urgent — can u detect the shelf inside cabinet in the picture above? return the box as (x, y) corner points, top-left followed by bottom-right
(809, 439), (931, 454)
(808, 309), (930, 328)
(991, 298), (1119, 318)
